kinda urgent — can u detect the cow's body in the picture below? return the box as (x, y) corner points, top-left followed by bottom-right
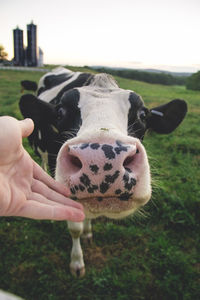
(19, 67), (187, 276)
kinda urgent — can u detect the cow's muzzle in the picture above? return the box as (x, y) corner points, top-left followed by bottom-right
(56, 139), (151, 217)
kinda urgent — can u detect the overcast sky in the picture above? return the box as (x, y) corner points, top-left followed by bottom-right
(1, 0), (200, 72)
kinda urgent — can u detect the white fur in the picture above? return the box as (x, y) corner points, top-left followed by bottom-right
(77, 87), (131, 136)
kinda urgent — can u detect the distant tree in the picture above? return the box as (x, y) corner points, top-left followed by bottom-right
(186, 71), (200, 91)
(0, 45), (8, 60)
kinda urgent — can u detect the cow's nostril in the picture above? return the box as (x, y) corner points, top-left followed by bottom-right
(123, 155), (135, 168)
(69, 155), (83, 170)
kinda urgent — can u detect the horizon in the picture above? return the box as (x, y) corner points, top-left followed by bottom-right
(1, 0), (200, 74)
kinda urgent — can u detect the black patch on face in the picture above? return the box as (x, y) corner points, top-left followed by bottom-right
(80, 173), (91, 187)
(123, 171), (137, 191)
(128, 92), (148, 140)
(114, 140), (128, 155)
(115, 189), (122, 195)
(123, 172), (130, 183)
(125, 178), (137, 191)
(87, 185), (98, 193)
(125, 167), (132, 173)
(102, 144), (116, 160)
(105, 171), (120, 184)
(87, 187), (94, 193)
(90, 164), (99, 174)
(75, 185), (79, 191)
(54, 89), (82, 135)
(70, 187), (76, 195)
(118, 192), (133, 201)
(79, 184), (85, 192)
(90, 143), (100, 150)
(80, 143), (89, 150)
(100, 181), (110, 194)
(103, 163), (113, 171)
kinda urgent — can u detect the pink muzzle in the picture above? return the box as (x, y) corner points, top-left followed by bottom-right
(63, 140), (140, 202)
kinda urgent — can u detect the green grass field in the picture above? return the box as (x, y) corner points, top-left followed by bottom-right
(0, 67), (199, 300)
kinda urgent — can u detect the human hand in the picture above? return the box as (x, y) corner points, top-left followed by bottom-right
(0, 116), (85, 221)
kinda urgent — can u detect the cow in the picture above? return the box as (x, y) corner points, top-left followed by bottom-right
(19, 67), (187, 277)
(21, 80), (38, 93)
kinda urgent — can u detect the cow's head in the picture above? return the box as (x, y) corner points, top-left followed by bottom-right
(20, 73), (187, 219)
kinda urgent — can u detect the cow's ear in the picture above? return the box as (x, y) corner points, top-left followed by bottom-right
(146, 99), (187, 134)
(19, 94), (56, 124)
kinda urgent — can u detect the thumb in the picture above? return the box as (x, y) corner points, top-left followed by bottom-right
(19, 118), (34, 138)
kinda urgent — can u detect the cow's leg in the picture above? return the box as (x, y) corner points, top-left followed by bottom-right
(82, 219), (93, 245)
(67, 221), (85, 277)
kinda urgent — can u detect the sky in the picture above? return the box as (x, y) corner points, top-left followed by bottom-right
(1, 0), (200, 73)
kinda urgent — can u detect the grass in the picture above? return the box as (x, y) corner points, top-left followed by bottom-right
(0, 67), (199, 300)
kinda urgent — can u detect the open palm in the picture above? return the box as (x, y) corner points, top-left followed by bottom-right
(0, 116), (84, 221)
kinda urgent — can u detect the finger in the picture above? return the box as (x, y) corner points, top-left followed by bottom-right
(31, 181), (84, 210)
(33, 161), (71, 197)
(17, 200), (85, 221)
(19, 118), (34, 138)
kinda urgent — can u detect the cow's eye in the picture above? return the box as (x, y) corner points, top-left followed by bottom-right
(57, 107), (65, 120)
(139, 109), (147, 121)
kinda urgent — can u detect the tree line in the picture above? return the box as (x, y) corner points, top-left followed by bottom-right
(90, 67), (187, 86)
